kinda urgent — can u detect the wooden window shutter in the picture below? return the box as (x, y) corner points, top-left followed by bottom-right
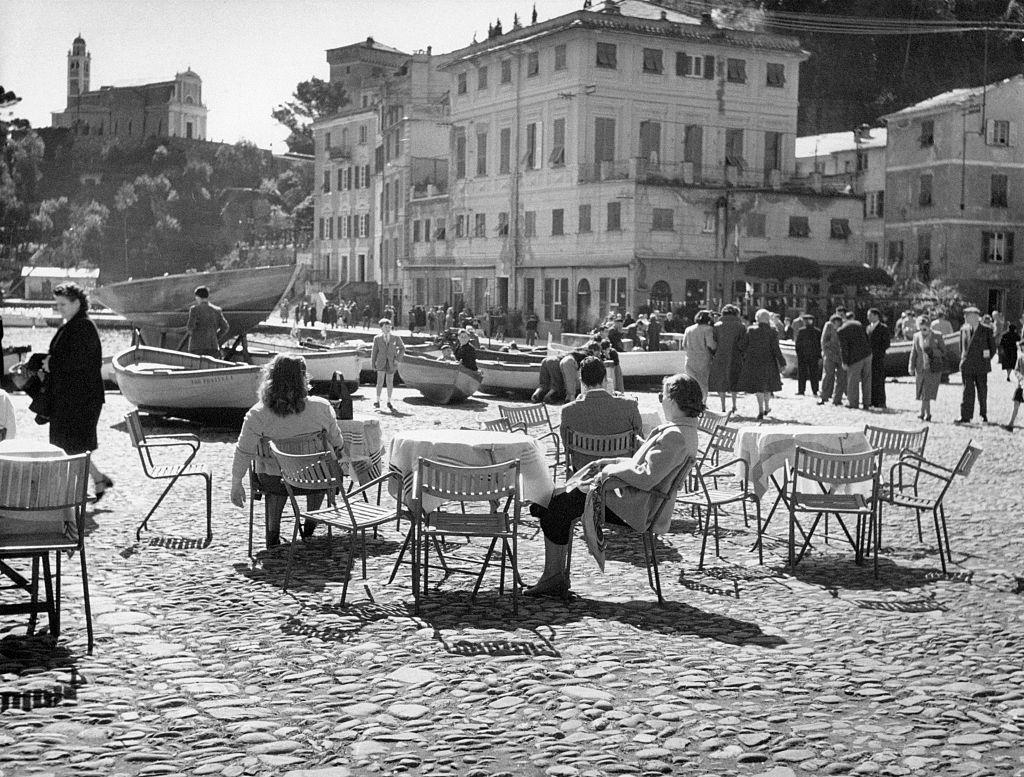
(1007, 232), (1015, 264)
(981, 231), (990, 263)
(703, 56), (715, 79)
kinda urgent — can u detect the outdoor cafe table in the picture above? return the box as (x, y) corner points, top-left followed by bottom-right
(337, 417), (383, 485)
(387, 429), (553, 510)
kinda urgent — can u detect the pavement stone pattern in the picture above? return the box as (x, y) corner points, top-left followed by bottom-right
(1, 375), (1023, 777)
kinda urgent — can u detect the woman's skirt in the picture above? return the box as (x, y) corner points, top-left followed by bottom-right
(915, 371), (941, 402)
(49, 405), (101, 454)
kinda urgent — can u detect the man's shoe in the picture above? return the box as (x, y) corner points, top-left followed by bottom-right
(953, 418), (968, 425)
(981, 416), (988, 424)
(1004, 424), (1014, 432)
(373, 401), (380, 409)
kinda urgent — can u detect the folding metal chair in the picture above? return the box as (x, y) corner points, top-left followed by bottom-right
(877, 442), (982, 575)
(480, 417), (512, 432)
(499, 403), (561, 471)
(563, 428), (640, 479)
(0, 452), (94, 653)
(125, 410), (212, 543)
(412, 458), (522, 614)
(863, 424), (929, 542)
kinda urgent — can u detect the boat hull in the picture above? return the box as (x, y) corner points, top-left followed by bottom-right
(478, 359), (539, 395)
(244, 339), (366, 385)
(113, 345), (262, 419)
(93, 265), (299, 342)
(549, 340), (686, 380)
(399, 353), (482, 404)
(779, 331), (962, 378)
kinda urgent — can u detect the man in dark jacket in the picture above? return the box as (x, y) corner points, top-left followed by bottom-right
(454, 329), (478, 371)
(866, 308), (891, 408)
(794, 313), (821, 396)
(837, 316), (873, 409)
(955, 306), (997, 424)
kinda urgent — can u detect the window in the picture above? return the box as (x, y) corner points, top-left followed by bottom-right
(865, 241), (879, 267)
(745, 213), (766, 237)
(599, 277), (627, 316)
(476, 131), (487, 176)
(607, 201), (621, 231)
(596, 42), (617, 69)
(552, 208), (564, 235)
(457, 72), (467, 94)
(478, 66), (488, 90)
(337, 168), (344, 189)
(579, 204), (592, 233)
(918, 232), (932, 281)
(338, 216), (345, 238)
(639, 120), (661, 163)
(527, 51), (539, 77)
(726, 58), (746, 83)
(702, 212), (715, 233)
(322, 170), (330, 193)
(652, 208), (674, 231)
(725, 128), (744, 168)
(424, 218), (431, 241)
(455, 214), (466, 238)
(919, 119), (934, 147)
(766, 63), (785, 87)
(434, 218), (446, 240)
(341, 254), (349, 281)
(789, 216), (810, 237)
(353, 166), (361, 189)
(501, 59), (512, 84)
(987, 119), (1011, 146)
(676, 52), (707, 78)
(359, 214), (369, 238)
(830, 218), (851, 239)
(318, 217), (325, 239)
(497, 211), (509, 236)
(991, 174), (1008, 207)
(474, 213), (486, 237)
(888, 240), (904, 265)
(642, 48), (663, 74)
(684, 124), (703, 170)
(346, 215), (353, 237)
(982, 231), (1014, 264)
(344, 167), (352, 189)
(550, 118), (566, 167)
(594, 117), (615, 163)
(764, 131), (781, 183)
(544, 277), (568, 321)
(919, 174), (933, 206)
(524, 210), (536, 237)
(327, 217), (334, 239)
(525, 122), (540, 169)
(454, 127), (466, 179)
(412, 220), (421, 243)
(866, 190), (884, 218)
(554, 44), (566, 71)
(499, 127), (511, 174)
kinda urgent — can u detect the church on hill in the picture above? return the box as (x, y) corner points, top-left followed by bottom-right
(51, 35), (208, 141)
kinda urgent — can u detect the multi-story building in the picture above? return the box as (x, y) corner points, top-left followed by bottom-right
(311, 38), (451, 315)
(51, 36), (207, 140)
(882, 75), (1023, 319)
(410, 0), (864, 335)
(795, 127), (887, 268)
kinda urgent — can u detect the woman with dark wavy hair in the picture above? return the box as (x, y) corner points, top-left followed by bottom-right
(230, 354), (347, 548)
(44, 282), (113, 499)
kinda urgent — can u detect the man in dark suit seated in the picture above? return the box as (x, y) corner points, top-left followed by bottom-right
(560, 356), (643, 471)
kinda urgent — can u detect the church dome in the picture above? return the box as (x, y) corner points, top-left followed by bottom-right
(73, 34), (85, 44)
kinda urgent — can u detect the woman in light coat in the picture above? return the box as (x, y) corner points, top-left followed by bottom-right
(370, 318), (405, 411)
(908, 314), (944, 422)
(682, 310), (717, 400)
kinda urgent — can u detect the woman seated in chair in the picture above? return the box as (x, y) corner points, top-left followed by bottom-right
(526, 372), (703, 596)
(230, 354), (347, 548)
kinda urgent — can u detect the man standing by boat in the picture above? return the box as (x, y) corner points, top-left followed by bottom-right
(186, 286), (229, 357)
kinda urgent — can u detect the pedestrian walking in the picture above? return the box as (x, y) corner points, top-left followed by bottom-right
(908, 315), (945, 422)
(954, 306), (997, 424)
(866, 308), (891, 408)
(735, 309), (786, 420)
(819, 313), (846, 406)
(185, 285), (230, 357)
(370, 318), (405, 412)
(525, 311), (539, 347)
(682, 310), (716, 400)
(998, 323), (1019, 381)
(794, 313), (821, 397)
(837, 315), (872, 410)
(1004, 340), (1024, 431)
(708, 304), (745, 414)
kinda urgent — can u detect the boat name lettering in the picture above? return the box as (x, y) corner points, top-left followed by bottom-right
(191, 375), (233, 386)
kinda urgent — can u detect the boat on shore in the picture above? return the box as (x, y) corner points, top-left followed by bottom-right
(778, 331), (962, 378)
(477, 359), (539, 396)
(398, 353), (482, 404)
(113, 345), (262, 420)
(241, 337), (367, 388)
(549, 335), (686, 381)
(94, 265), (300, 346)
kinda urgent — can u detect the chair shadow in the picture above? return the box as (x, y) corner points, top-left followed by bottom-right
(780, 555), (971, 592)
(400, 396), (490, 411)
(0, 635), (83, 711)
(279, 599), (413, 644)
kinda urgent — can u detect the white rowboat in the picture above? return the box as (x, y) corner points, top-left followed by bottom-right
(399, 353), (482, 404)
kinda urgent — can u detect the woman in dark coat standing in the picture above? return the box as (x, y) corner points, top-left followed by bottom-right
(707, 304), (746, 414)
(735, 308), (786, 420)
(45, 283), (112, 499)
(999, 324), (1020, 381)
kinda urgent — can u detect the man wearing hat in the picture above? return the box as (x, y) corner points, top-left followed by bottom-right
(955, 306), (997, 424)
(794, 313), (821, 396)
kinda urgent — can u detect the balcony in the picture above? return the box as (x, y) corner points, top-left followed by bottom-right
(327, 145), (352, 160)
(411, 180), (448, 199)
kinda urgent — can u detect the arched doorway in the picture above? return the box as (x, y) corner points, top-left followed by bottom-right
(576, 279), (592, 332)
(649, 280), (672, 312)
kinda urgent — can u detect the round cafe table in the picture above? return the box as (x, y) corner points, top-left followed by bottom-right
(0, 439), (74, 538)
(388, 428), (553, 510)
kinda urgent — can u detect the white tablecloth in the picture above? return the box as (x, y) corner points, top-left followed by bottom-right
(337, 417), (383, 485)
(734, 425), (871, 499)
(0, 439), (74, 538)
(387, 429), (553, 509)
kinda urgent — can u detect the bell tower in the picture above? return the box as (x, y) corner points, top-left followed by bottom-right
(67, 34), (90, 105)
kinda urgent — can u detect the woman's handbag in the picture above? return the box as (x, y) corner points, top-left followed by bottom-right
(22, 372), (51, 423)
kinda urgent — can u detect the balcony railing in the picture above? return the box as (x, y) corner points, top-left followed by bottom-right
(327, 146), (352, 160)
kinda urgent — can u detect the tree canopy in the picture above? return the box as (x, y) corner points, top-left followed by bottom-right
(272, 77), (350, 155)
(745, 255), (822, 284)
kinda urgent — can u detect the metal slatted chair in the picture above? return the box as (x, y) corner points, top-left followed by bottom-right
(787, 447), (883, 569)
(412, 458), (522, 615)
(125, 410), (212, 543)
(270, 444), (400, 604)
(563, 428), (641, 479)
(480, 418), (513, 432)
(696, 410), (731, 463)
(340, 427), (387, 506)
(677, 427), (762, 567)
(0, 452), (94, 653)
(499, 404), (561, 472)
(876, 442), (982, 575)
(565, 456), (695, 605)
(247, 430), (330, 559)
(863, 425), (929, 542)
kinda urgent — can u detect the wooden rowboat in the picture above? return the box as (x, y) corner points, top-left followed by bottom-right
(548, 338), (686, 381)
(113, 345), (262, 420)
(478, 359), (539, 396)
(778, 331), (962, 378)
(398, 353), (482, 404)
(243, 338), (367, 387)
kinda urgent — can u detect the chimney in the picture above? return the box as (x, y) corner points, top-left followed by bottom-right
(700, 12), (715, 27)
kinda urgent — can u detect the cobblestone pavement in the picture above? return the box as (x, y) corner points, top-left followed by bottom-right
(1, 375), (1023, 777)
